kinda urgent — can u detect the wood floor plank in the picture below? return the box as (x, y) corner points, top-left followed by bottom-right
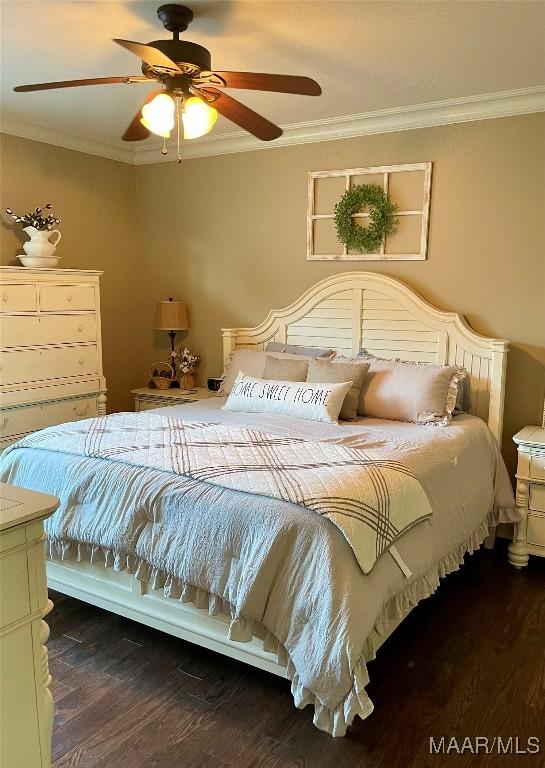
(47, 547), (545, 768)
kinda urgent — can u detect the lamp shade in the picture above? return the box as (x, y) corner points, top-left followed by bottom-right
(154, 298), (189, 331)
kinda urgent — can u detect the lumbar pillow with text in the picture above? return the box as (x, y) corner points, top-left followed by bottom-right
(223, 372), (353, 424)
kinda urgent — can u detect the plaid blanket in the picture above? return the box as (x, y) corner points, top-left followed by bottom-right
(10, 412), (433, 573)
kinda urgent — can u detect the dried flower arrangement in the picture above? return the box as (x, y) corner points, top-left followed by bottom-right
(179, 347), (200, 374)
(5, 203), (61, 231)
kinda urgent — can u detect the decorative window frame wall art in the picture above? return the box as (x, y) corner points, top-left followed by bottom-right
(307, 162), (433, 261)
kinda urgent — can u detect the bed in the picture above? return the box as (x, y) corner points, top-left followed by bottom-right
(0, 272), (515, 736)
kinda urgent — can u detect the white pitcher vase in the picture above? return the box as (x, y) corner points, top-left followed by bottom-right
(20, 226), (62, 267)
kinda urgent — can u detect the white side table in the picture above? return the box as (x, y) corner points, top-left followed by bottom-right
(131, 386), (216, 412)
(508, 426), (545, 568)
(0, 482), (59, 768)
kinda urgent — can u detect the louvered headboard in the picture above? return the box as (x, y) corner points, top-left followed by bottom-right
(222, 272), (509, 441)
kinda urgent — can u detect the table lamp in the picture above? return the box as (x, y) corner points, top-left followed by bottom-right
(154, 298), (189, 385)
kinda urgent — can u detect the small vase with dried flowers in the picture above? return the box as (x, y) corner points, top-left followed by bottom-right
(179, 347), (200, 390)
(4, 203), (62, 267)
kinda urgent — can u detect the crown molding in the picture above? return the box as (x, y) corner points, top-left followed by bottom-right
(1, 86), (544, 166)
(134, 86), (545, 164)
(0, 114), (134, 164)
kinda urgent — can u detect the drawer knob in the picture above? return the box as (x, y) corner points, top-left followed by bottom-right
(0, 416), (9, 430)
(73, 404), (89, 417)
(2, 295), (8, 303)
(67, 295), (73, 302)
(78, 357), (85, 365)
(77, 324), (84, 332)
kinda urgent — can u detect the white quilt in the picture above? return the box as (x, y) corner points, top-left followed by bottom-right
(13, 412), (433, 573)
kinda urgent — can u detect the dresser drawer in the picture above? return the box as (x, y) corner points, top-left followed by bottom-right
(1, 314), (97, 347)
(529, 483), (545, 513)
(527, 512), (545, 549)
(0, 404), (43, 439)
(44, 395), (97, 424)
(0, 395), (97, 439)
(0, 345), (99, 385)
(529, 452), (545, 481)
(0, 547), (31, 626)
(39, 284), (96, 312)
(0, 284), (37, 312)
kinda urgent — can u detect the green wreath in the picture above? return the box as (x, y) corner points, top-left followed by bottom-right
(334, 183), (397, 253)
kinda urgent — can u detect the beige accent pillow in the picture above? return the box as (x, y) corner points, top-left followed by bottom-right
(306, 358), (370, 420)
(223, 372), (353, 424)
(263, 354), (309, 381)
(220, 350), (314, 396)
(357, 359), (463, 425)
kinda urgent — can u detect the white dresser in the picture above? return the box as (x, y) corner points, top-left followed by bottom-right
(0, 481), (59, 768)
(508, 426), (545, 567)
(0, 267), (107, 449)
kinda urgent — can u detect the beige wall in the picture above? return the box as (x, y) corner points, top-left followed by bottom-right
(135, 114), (545, 474)
(1, 114), (544, 475)
(0, 133), (140, 413)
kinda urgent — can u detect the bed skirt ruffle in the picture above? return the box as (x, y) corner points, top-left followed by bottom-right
(46, 508), (508, 737)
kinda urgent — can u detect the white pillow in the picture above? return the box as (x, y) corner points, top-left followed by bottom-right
(223, 372), (353, 424)
(220, 349), (314, 396)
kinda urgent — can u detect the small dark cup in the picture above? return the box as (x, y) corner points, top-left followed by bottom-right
(207, 377), (223, 392)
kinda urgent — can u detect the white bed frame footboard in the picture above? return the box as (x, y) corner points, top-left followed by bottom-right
(46, 560), (287, 676)
(46, 272), (509, 680)
(46, 559), (404, 676)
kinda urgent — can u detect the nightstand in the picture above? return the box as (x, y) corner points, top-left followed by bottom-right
(508, 426), (545, 568)
(131, 386), (215, 412)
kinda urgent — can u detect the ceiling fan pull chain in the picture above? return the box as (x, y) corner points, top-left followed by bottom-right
(176, 96), (182, 164)
(162, 136), (167, 156)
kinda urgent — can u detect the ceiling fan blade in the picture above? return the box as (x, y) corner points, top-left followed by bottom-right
(113, 39), (181, 73)
(13, 76), (149, 93)
(199, 88), (282, 141)
(213, 71), (321, 96)
(122, 89), (163, 142)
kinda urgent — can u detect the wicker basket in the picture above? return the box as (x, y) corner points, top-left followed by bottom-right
(149, 361), (175, 390)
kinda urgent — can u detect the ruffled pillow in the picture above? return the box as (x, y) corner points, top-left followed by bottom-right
(357, 349), (470, 414)
(356, 352), (466, 425)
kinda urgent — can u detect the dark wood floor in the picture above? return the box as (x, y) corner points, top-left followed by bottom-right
(48, 543), (545, 768)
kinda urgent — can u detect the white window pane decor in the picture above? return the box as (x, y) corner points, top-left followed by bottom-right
(307, 162), (432, 261)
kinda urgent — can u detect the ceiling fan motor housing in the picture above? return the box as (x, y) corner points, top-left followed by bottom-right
(144, 39), (211, 76)
(157, 4), (194, 33)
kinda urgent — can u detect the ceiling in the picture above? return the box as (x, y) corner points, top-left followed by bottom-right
(1, 0), (544, 158)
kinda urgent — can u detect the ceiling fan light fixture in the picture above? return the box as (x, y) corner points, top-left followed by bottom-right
(181, 96), (217, 139)
(140, 92), (175, 138)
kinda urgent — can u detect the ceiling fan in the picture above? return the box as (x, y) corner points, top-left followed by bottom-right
(14, 3), (322, 159)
